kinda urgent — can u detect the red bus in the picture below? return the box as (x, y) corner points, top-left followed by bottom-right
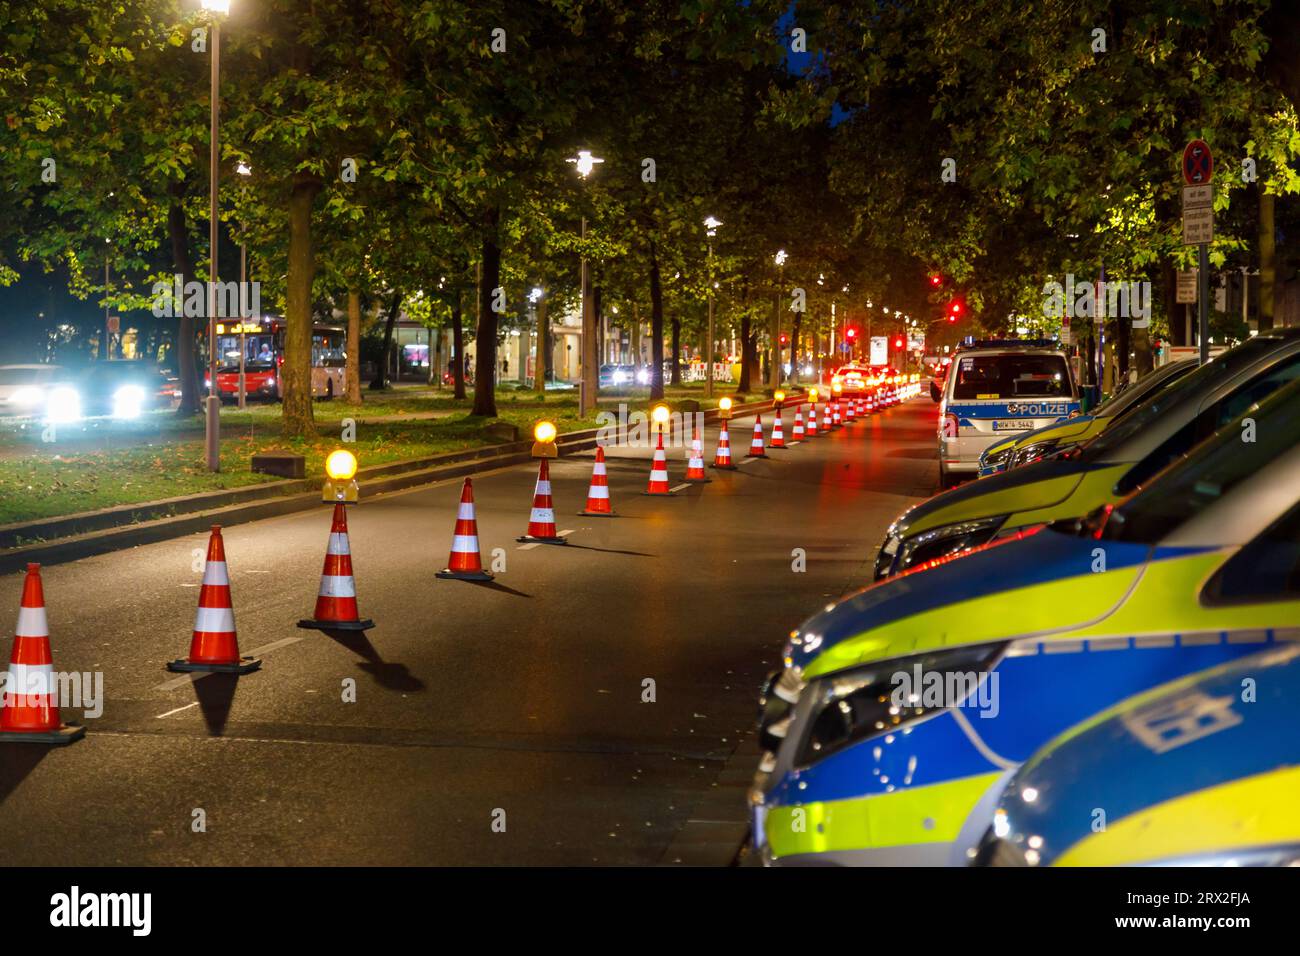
(212, 318), (348, 402)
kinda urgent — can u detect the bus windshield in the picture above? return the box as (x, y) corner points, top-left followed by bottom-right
(217, 334), (276, 369)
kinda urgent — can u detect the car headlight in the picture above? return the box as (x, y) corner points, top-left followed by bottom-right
(636, 369), (650, 384)
(894, 514), (1008, 573)
(980, 443), (1016, 474)
(10, 386), (44, 408)
(112, 384), (146, 419)
(797, 643), (1006, 768)
(1011, 440), (1060, 468)
(46, 386), (81, 424)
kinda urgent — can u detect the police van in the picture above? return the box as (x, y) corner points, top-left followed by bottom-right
(937, 340), (1080, 488)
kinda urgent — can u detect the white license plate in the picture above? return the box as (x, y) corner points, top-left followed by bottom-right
(992, 419), (1035, 431)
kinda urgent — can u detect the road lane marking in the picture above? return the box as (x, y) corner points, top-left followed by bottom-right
(153, 635), (305, 692)
(155, 702), (199, 719)
(669, 483), (692, 493)
(517, 529), (577, 551)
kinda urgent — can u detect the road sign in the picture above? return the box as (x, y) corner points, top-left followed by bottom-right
(1182, 139), (1213, 185)
(1176, 270), (1197, 304)
(869, 336), (888, 365)
(106, 316), (120, 334)
(839, 342), (850, 353)
(1182, 183), (1212, 206)
(1182, 204), (1214, 245)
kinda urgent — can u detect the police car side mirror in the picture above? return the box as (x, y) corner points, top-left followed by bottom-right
(930, 381), (942, 403)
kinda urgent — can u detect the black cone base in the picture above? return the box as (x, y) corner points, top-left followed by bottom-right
(167, 656), (263, 674)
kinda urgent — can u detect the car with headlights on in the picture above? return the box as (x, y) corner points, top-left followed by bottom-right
(936, 340), (1080, 489)
(974, 642), (1300, 867)
(878, 327), (1300, 580)
(51, 361), (178, 422)
(0, 364), (63, 418)
(978, 358), (1197, 477)
(751, 377), (1300, 866)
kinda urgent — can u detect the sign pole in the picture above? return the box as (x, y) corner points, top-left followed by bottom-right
(1197, 243), (1209, 365)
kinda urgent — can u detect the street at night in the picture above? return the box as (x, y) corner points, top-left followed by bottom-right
(3, 0), (1300, 939)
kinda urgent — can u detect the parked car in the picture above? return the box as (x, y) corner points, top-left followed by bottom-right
(975, 643), (1300, 867)
(751, 377), (1300, 866)
(878, 327), (1300, 580)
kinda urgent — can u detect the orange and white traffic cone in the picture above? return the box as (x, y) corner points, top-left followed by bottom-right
(0, 564), (85, 744)
(822, 402), (833, 431)
(856, 397), (865, 417)
(169, 527), (263, 670)
(518, 458), (568, 544)
(684, 426), (711, 482)
(748, 415), (767, 458)
(770, 410), (786, 448)
(437, 478), (494, 580)
(712, 421), (737, 470)
(643, 431), (675, 495)
(806, 403), (818, 437)
(792, 407), (805, 441)
(832, 400), (842, 427)
(578, 445), (617, 516)
(298, 507), (374, 632)
(844, 397), (857, 422)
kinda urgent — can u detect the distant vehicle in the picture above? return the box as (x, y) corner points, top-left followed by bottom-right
(45, 361), (178, 422)
(598, 363), (649, 387)
(210, 318), (347, 401)
(0, 364), (62, 417)
(937, 340), (1081, 488)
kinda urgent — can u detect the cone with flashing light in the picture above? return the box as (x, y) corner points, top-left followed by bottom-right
(642, 431), (675, 495)
(684, 426), (711, 482)
(518, 458), (567, 544)
(748, 416), (767, 458)
(770, 410), (786, 448)
(0, 564), (85, 743)
(712, 420), (737, 470)
(298, 507), (374, 632)
(437, 478), (494, 580)
(168, 527), (262, 671)
(792, 407), (805, 441)
(579, 445), (616, 516)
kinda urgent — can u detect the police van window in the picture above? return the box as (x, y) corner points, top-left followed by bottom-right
(951, 354), (1070, 401)
(1103, 381), (1300, 544)
(1204, 502), (1300, 605)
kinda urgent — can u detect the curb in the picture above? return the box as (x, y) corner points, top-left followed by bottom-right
(0, 394), (798, 575)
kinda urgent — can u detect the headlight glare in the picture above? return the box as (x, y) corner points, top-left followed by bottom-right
(112, 384), (146, 419)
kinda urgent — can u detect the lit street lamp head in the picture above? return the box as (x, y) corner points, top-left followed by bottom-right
(704, 216), (722, 237)
(201, 0), (231, 12)
(567, 150), (604, 178)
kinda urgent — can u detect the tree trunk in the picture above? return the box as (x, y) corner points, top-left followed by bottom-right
(473, 211), (502, 417)
(282, 172), (321, 438)
(167, 188), (200, 416)
(533, 288), (548, 392)
(738, 314), (753, 392)
(370, 290), (402, 389)
(1259, 189), (1276, 332)
(669, 317), (681, 386)
(452, 289), (466, 400)
(790, 311), (802, 383)
(1115, 315), (1130, 382)
(346, 288), (363, 404)
(649, 244), (665, 400)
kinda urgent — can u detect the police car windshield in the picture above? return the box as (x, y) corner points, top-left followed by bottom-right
(1101, 379), (1300, 543)
(1082, 336), (1283, 460)
(951, 353), (1070, 401)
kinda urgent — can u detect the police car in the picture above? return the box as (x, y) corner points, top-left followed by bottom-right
(975, 643), (1300, 867)
(937, 340), (1080, 488)
(751, 378), (1300, 866)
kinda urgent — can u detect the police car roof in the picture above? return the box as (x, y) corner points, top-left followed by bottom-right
(956, 338), (1061, 351)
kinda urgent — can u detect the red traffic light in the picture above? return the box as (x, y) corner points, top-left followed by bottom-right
(845, 327), (858, 339)
(947, 298), (964, 322)
(778, 333), (789, 345)
(893, 337), (904, 349)
(929, 274), (943, 287)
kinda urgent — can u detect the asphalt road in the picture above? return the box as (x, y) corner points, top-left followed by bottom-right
(0, 397), (937, 865)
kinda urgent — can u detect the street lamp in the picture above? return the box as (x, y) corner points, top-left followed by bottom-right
(567, 150), (603, 415)
(201, 0), (229, 472)
(235, 160), (252, 409)
(773, 249), (787, 388)
(704, 217), (722, 397)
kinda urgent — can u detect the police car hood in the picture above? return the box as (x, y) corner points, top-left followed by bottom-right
(790, 527), (1151, 679)
(896, 456), (1097, 536)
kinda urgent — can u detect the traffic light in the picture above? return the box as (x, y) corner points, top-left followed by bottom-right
(845, 327), (858, 340)
(893, 337), (904, 349)
(947, 298), (965, 322)
(779, 333), (789, 345)
(929, 274), (943, 288)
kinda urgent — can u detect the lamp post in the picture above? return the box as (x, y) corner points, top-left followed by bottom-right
(704, 217), (722, 398)
(235, 161), (251, 408)
(202, 0), (229, 472)
(773, 249), (787, 388)
(567, 149), (603, 415)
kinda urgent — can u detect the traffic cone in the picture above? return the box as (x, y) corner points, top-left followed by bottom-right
(168, 527), (263, 671)
(822, 403), (833, 431)
(297, 506), (375, 632)
(643, 430), (675, 495)
(518, 458), (568, 544)
(832, 400), (842, 427)
(844, 397), (857, 422)
(792, 407), (805, 441)
(0, 564), (85, 744)
(437, 478), (494, 580)
(684, 426), (711, 482)
(578, 445), (617, 516)
(770, 410), (786, 448)
(806, 403), (819, 437)
(712, 421), (738, 470)
(748, 415), (767, 458)
(857, 397), (865, 416)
